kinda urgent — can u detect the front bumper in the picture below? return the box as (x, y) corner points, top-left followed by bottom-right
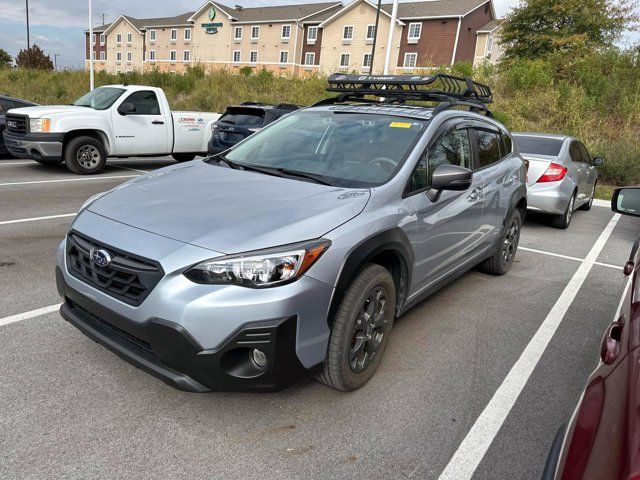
(527, 179), (575, 215)
(2, 130), (63, 161)
(57, 266), (324, 392)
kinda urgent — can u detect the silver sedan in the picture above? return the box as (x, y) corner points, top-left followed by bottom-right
(513, 133), (603, 229)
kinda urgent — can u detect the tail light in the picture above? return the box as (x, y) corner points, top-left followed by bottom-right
(537, 162), (568, 183)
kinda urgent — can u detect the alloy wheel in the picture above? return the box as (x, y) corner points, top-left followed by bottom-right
(502, 219), (520, 265)
(349, 287), (389, 373)
(566, 196), (575, 223)
(77, 145), (101, 169)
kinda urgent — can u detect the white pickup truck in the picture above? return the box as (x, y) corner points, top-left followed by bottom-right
(2, 85), (220, 174)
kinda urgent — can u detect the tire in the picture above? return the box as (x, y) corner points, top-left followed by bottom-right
(172, 153), (196, 162)
(64, 136), (107, 175)
(317, 264), (396, 392)
(580, 183), (596, 211)
(478, 208), (522, 276)
(550, 192), (576, 229)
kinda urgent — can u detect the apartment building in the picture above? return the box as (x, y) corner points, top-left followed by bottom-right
(85, 0), (497, 76)
(473, 19), (505, 66)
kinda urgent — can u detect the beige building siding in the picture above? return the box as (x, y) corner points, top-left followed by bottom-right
(107, 18), (145, 72)
(473, 27), (504, 66)
(191, 5), (235, 68)
(319, 0), (402, 75)
(147, 25), (194, 71)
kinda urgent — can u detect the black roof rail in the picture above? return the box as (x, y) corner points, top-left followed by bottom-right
(316, 73), (494, 117)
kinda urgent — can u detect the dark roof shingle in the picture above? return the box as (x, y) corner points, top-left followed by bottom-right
(223, 2), (342, 22)
(382, 0), (489, 18)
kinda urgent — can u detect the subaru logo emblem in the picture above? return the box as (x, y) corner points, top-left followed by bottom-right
(91, 248), (112, 267)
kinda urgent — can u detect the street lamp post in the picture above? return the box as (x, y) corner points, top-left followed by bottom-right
(25, 0), (30, 68)
(89, 0), (94, 90)
(54, 53), (59, 71)
(369, 0), (383, 74)
(383, 0), (399, 74)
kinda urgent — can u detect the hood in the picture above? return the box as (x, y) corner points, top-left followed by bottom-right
(7, 105), (90, 118)
(522, 154), (557, 186)
(88, 160), (370, 254)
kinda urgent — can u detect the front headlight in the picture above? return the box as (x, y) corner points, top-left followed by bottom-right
(30, 118), (51, 133)
(184, 239), (331, 287)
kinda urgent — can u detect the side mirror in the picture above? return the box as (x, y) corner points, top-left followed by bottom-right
(612, 187), (640, 218)
(118, 102), (136, 115)
(592, 157), (604, 167)
(427, 164), (473, 202)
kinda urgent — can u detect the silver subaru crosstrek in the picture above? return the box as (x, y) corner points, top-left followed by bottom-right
(56, 75), (527, 392)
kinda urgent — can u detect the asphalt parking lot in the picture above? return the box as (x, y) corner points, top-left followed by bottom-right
(1, 155), (637, 480)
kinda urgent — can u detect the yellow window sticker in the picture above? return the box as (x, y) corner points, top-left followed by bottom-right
(389, 122), (412, 129)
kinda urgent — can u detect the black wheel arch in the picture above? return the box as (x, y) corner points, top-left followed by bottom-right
(507, 186), (527, 225)
(328, 228), (413, 327)
(63, 129), (110, 155)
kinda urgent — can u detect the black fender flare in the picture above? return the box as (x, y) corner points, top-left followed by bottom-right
(327, 228), (414, 327)
(506, 185), (527, 226)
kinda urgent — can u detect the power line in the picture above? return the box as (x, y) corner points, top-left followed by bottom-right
(96, 13), (108, 26)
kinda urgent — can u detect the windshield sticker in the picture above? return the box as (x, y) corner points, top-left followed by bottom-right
(389, 122), (412, 129)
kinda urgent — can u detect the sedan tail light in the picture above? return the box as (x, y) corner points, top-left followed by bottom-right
(537, 162), (568, 183)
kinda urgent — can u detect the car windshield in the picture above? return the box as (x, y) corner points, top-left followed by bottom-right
(219, 110), (427, 188)
(514, 135), (564, 156)
(73, 87), (125, 110)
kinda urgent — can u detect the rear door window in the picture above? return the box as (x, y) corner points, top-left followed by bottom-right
(569, 142), (583, 163)
(475, 129), (502, 168)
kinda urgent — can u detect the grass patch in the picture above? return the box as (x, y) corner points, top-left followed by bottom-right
(595, 184), (616, 201)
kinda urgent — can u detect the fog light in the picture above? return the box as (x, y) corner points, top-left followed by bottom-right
(251, 349), (268, 369)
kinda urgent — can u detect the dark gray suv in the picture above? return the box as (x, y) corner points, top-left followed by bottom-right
(56, 74), (527, 392)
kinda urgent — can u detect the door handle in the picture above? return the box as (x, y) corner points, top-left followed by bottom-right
(467, 186), (483, 202)
(601, 322), (623, 365)
(152, 120), (165, 125)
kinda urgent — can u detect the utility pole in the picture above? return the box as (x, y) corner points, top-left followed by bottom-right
(97, 13), (108, 26)
(369, 0), (383, 74)
(383, 0), (398, 74)
(54, 53), (59, 71)
(25, 0), (30, 68)
(89, 0), (94, 90)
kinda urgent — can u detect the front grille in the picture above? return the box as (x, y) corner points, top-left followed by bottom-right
(5, 114), (28, 135)
(66, 232), (164, 306)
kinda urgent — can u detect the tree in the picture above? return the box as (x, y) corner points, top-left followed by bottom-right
(15, 44), (54, 70)
(0, 48), (12, 68)
(501, 0), (638, 60)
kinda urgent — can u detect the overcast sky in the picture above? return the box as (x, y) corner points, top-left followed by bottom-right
(0, 0), (637, 69)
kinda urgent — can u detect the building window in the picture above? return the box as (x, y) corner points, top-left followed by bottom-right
(280, 51), (288, 64)
(363, 53), (372, 70)
(92, 34), (96, 45)
(408, 22), (422, 42)
(234, 26), (243, 40)
(127, 33), (132, 44)
(100, 51), (106, 61)
(487, 34), (494, 54)
(250, 50), (258, 63)
(304, 52), (315, 66)
(251, 26), (260, 40)
(343, 25), (354, 41)
(340, 53), (350, 68)
(233, 50), (241, 63)
(170, 50), (177, 62)
(149, 30), (156, 42)
(184, 29), (191, 41)
(116, 69), (121, 74)
(100, 34), (105, 45)
(116, 33), (122, 44)
(116, 52), (122, 62)
(366, 25), (376, 41)
(403, 52), (418, 68)
(183, 50), (190, 62)
(307, 26), (318, 43)
(127, 51), (132, 63)
(282, 24), (291, 40)
(170, 29), (177, 41)
(149, 50), (156, 61)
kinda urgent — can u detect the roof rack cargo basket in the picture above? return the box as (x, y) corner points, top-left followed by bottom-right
(319, 73), (494, 117)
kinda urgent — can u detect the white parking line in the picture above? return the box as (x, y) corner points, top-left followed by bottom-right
(520, 246), (623, 271)
(0, 175), (138, 187)
(438, 213), (621, 480)
(0, 161), (37, 166)
(111, 164), (148, 174)
(0, 213), (76, 226)
(0, 304), (62, 327)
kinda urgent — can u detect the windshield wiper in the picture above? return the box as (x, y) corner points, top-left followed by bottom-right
(208, 154), (243, 170)
(273, 168), (333, 186)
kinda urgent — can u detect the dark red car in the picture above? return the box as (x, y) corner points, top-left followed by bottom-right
(543, 187), (640, 480)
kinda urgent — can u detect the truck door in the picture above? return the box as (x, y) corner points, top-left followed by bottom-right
(112, 90), (171, 155)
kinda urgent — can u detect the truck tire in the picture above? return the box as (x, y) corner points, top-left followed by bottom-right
(64, 136), (107, 175)
(317, 264), (396, 392)
(478, 208), (522, 276)
(172, 153), (196, 162)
